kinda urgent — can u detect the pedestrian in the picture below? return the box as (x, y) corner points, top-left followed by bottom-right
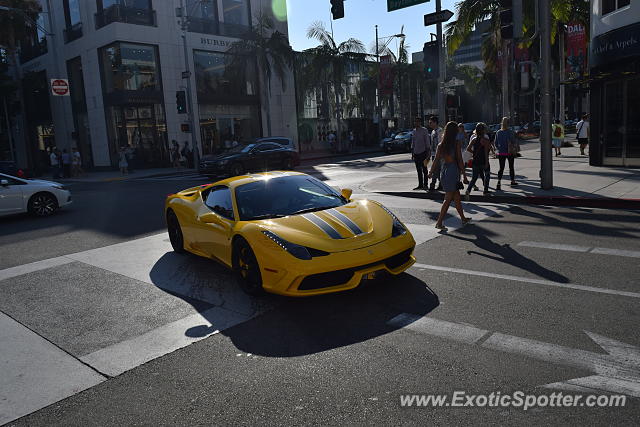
(182, 141), (193, 168)
(576, 113), (589, 155)
(349, 130), (355, 151)
(72, 147), (83, 177)
(327, 130), (336, 153)
(171, 140), (181, 169)
(429, 121), (471, 231)
(118, 146), (129, 175)
(50, 148), (60, 179)
(465, 122), (491, 198)
(552, 118), (564, 156)
(457, 123), (470, 185)
(126, 144), (135, 173)
(494, 117), (518, 190)
(428, 116), (443, 191)
(411, 117), (430, 190)
(61, 149), (72, 178)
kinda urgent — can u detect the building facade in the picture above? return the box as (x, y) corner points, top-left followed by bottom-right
(13, 0), (296, 173)
(589, 0), (639, 166)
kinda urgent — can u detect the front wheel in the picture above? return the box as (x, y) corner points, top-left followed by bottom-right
(167, 210), (186, 253)
(233, 239), (263, 295)
(28, 192), (58, 217)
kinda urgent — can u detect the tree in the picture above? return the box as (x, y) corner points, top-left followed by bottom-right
(304, 21), (366, 148)
(0, 0), (41, 54)
(227, 13), (294, 137)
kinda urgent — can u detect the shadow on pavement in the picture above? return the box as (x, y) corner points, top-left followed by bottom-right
(148, 251), (439, 357)
(446, 223), (570, 283)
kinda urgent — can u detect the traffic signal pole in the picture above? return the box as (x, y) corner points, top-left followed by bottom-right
(540, 0), (553, 189)
(436, 0), (446, 124)
(180, 0), (199, 168)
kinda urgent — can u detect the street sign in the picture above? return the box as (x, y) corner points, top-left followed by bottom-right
(423, 9), (454, 26)
(181, 71), (191, 79)
(387, 0), (429, 12)
(50, 79), (70, 96)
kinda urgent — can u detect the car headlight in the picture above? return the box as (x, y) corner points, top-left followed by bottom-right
(378, 204), (407, 237)
(52, 185), (67, 191)
(261, 230), (328, 260)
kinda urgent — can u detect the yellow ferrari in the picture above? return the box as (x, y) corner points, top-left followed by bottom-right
(165, 171), (415, 296)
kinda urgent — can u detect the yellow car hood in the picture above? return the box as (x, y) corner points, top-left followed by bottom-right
(256, 200), (394, 253)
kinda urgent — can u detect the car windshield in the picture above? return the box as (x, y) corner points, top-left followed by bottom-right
(235, 175), (346, 221)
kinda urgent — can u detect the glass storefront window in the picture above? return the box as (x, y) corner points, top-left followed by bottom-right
(100, 42), (159, 93)
(199, 105), (260, 154)
(222, 0), (249, 26)
(100, 0), (151, 9)
(194, 50), (256, 99)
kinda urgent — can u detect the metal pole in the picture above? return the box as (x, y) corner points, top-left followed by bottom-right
(376, 25), (382, 143)
(436, 0), (445, 123)
(502, 40), (509, 118)
(3, 98), (14, 162)
(540, 0), (553, 189)
(559, 25), (565, 126)
(180, 0), (199, 168)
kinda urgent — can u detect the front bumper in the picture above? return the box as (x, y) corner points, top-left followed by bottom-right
(256, 232), (416, 296)
(56, 190), (72, 208)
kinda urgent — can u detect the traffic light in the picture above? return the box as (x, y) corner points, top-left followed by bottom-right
(176, 90), (187, 114)
(330, 0), (344, 20)
(422, 41), (440, 80)
(499, 0), (522, 39)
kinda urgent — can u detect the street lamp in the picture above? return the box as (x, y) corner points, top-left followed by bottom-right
(374, 26), (405, 143)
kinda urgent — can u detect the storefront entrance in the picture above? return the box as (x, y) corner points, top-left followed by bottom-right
(108, 104), (169, 167)
(603, 78), (640, 166)
(199, 106), (260, 155)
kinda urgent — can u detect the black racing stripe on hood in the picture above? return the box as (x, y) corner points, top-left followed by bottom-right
(326, 208), (364, 236)
(302, 213), (343, 239)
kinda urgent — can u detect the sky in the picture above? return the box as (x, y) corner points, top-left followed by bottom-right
(285, 0), (458, 61)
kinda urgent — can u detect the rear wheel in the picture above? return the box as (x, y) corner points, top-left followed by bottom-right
(28, 192), (58, 217)
(233, 239), (263, 295)
(167, 210), (186, 253)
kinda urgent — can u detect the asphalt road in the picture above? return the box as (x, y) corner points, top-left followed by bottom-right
(1, 152), (638, 425)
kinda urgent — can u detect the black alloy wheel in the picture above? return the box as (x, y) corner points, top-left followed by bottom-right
(234, 239), (263, 295)
(28, 192), (58, 217)
(167, 211), (186, 253)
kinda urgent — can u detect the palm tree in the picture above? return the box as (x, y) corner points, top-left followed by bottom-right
(227, 13), (294, 136)
(304, 21), (366, 148)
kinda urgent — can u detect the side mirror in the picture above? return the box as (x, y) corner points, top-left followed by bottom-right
(0, 179), (8, 187)
(198, 212), (221, 224)
(341, 188), (352, 200)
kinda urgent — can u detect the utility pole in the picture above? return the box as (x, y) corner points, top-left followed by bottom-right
(435, 0), (446, 123)
(502, 41), (509, 119)
(376, 25), (382, 143)
(559, 25), (565, 126)
(540, 0), (553, 189)
(179, 0), (199, 168)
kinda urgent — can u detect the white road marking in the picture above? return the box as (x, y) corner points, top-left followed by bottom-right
(518, 241), (640, 258)
(80, 306), (249, 377)
(0, 312), (105, 425)
(387, 315), (640, 397)
(591, 247), (640, 258)
(0, 256), (74, 282)
(387, 313), (489, 344)
(518, 241), (591, 252)
(411, 263), (640, 299)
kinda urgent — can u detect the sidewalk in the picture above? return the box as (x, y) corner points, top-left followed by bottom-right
(364, 137), (640, 209)
(40, 167), (198, 183)
(299, 144), (380, 161)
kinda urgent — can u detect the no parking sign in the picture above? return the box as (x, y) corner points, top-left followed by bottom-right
(50, 79), (70, 96)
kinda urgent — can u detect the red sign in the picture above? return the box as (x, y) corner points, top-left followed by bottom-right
(50, 79), (70, 96)
(378, 55), (395, 96)
(566, 22), (587, 78)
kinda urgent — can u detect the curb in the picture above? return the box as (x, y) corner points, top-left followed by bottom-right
(375, 191), (640, 210)
(300, 148), (382, 163)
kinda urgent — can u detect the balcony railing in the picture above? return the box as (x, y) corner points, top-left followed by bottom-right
(64, 22), (83, 43)
(19, 39), (48, 64)
(95, 5), (156, 29)
(187, 17), (250, 38)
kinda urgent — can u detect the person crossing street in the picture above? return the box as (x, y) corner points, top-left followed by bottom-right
(411, 117), (431, 190)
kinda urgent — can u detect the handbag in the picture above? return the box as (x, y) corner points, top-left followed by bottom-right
(423, 157), (430, 168)
(508, 133), (521, 155)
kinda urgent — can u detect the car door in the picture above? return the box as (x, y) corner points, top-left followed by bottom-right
(0, 176), (26, 215)
(260, 143), (285, 170)
(245, 144), (267, 172)
(193, 186), (235, 265)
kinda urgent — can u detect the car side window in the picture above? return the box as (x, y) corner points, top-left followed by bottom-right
(256, 143), (280, 152)
(0, 176), (23, 186)
(205, 186), (234, 220)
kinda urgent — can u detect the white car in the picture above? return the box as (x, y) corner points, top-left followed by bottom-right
(0, 173), (72, 217)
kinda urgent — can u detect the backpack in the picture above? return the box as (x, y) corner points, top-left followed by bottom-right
(553, 125), (562, 138)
